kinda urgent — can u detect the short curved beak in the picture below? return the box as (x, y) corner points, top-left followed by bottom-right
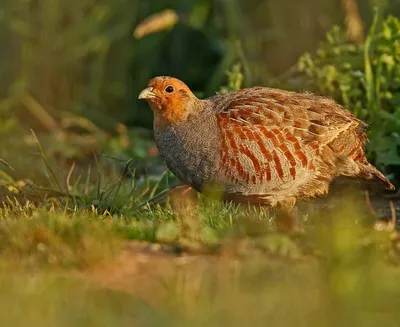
(138, 87), (156, 100)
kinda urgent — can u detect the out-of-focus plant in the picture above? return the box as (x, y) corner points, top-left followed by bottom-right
(0, 0), (138, 130)
(290, 14), (400, 173)
(342, 0), (365, 44)
(133, 9), (179, 39)
(219, 63), (244, 94)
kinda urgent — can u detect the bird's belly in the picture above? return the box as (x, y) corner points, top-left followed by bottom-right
(161, 148), (215, 191)
(154, 122), (221, 191)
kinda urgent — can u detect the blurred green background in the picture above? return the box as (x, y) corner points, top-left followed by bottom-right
(0, 0), (399, 182)
(0, 3), (400, 325)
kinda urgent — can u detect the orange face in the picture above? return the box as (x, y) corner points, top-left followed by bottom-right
(138, 76), (196, 130)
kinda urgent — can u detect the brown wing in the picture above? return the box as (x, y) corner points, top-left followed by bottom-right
(212, 87), (365, 186)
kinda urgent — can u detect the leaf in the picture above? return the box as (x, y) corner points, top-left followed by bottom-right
(133, 9), (179, 39)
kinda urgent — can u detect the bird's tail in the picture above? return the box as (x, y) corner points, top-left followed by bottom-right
(359, 164), (395, 191)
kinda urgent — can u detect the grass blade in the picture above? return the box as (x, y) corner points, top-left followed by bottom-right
(30, 129), (62, 191)
(0, 159), (14, 171)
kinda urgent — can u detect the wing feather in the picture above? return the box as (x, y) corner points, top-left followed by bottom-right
(210, 87), (365, 187)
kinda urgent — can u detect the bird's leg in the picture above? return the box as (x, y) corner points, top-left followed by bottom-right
(167, 185), (205, 251)
(167, 185), (198, 209)
(364, 190), (377, 217)
(275, 197), (303, 232)
(146, 185), (194, 206)
(167, 185), (193, 196)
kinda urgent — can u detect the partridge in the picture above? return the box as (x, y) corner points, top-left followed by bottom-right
(139, 76), (394, 222)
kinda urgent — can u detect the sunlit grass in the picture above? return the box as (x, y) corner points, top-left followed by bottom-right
(0, 201), (398, 327)
(0, 137), (399, 325)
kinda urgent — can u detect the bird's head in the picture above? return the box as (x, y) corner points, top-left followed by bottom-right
(138, 76), (200, 131)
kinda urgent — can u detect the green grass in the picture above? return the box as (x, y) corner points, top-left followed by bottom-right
(1, 144), (400, 326)
(0, 201), (399, 327)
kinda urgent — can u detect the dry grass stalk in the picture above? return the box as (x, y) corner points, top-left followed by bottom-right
(342, 0), (365, 44)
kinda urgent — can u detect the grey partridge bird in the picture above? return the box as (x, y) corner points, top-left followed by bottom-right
(139, 76), (395, 227)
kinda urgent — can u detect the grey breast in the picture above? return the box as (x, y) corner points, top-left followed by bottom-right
(154, 110), (221, 191)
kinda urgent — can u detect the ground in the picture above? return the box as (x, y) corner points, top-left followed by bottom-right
(0, 186), (400, 326)
(0, 140), (399, 326)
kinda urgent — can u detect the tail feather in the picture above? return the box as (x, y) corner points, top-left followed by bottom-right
(360, 164), (395, 191)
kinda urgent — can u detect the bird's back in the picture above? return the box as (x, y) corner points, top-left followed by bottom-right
(204, 86), (393, 203)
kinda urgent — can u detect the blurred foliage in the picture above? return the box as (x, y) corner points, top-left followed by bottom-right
(1, 0), (397, 131)
(218, 63), (244, 93)
(0, 0), (399, 189)
(0, 0), (400, 317)
(286, 13), (400, 173)
(0, 0), (139, 131)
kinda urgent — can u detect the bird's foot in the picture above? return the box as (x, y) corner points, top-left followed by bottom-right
(276, 207), (305, 234)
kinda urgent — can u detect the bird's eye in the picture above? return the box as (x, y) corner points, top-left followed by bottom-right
(165, 86), (174, 93)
